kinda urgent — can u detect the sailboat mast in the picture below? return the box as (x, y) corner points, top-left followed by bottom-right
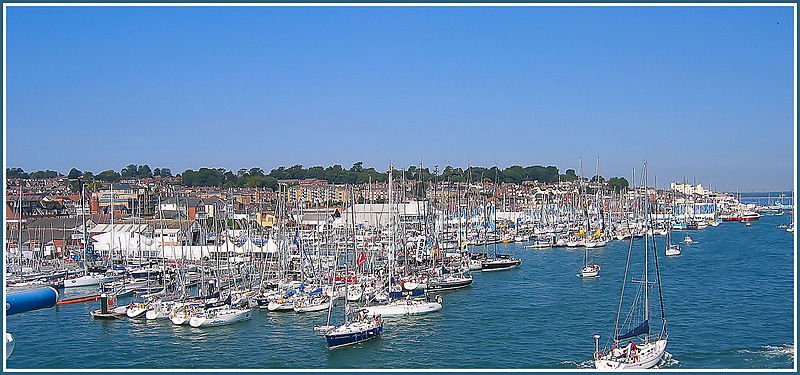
(81, 182), (88, 276)
(643, 162), (650, 326)
(388, 165), (394, 296)
(111, 183), (115, 263)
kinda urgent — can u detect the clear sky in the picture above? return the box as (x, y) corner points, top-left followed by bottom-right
(5, 5), (795, 192)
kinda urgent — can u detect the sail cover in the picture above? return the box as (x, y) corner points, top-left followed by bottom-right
(616, 320), (649, 341)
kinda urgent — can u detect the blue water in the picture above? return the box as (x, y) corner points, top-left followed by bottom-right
(736, 191), (794, 206)
(6, 215), (795, 369)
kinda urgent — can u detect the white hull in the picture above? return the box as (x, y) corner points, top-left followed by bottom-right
(595, 339), (668, 369)
(665, 246), (681, 256)
(294, 299), (335, 313)
(126, 304), (148, 318)
(267, 300), (295, 311)
(468, 259), (483, 271)
(146, 309), (170, 320)
(63, 274), (114, 288)
(171, 309), (193, 325)
(188, 308), (252, 327)
(364, 300), (442, 318)
(579, 265), (600, 278)
(346, 288), (363, 302)
(6, 333), (14, 360)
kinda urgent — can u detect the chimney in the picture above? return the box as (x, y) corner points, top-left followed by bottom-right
(90, 195), (100, 215)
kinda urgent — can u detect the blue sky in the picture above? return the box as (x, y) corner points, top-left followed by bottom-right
(5, 6), (795, 191)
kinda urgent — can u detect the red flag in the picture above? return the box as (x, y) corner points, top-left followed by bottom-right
(357, 252), (366, 266)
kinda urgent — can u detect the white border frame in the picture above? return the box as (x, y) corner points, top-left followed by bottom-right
(2, 2), (797, 372)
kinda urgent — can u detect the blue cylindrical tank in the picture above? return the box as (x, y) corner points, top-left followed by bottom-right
(6, 287), (59, 315)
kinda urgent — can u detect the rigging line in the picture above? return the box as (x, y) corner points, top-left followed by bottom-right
(651, 213), (667, 326)
(614, 226), (635, 343)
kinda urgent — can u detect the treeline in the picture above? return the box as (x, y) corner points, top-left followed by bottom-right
(6, 164), (172, 182)
(181, 168), (279, 190)
(180, 162), (571, 188)
(7, 162), (629, 192)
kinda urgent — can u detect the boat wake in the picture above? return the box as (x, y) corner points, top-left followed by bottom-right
(736, 344), (795, 361)
(555, 360), (594, 368)
(652, 351), (679, 369)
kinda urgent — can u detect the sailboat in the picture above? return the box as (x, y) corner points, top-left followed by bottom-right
(665, 194), (681, 257)
(578, 247), (600, 278)
(64, 183), (114, 288)
(578, 158), (600, 278)
(317, 194), (384, 349)
(323, 307), (383, 349)
(665, 224), (681, 257)
(592, 163), (669, 369)
(188, 303), (252, 327)
(363, 165), (443, 318)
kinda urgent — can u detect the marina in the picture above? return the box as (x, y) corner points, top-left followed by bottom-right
(4, 4), (795, 371)
(5, 209), (794, 369)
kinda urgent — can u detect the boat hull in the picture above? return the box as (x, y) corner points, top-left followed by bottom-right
(325, 324), (382, 349)
(188, 309), (252, 327)
(427, 277), (473, 291)
(595, 339), (668, 369)
(481, 259), (521, 271)
(126, 305), (147, 318)
(63, 275), (114, 288)
(364, 301), (442, 317)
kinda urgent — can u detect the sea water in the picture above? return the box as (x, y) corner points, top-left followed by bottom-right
(5, 214), (794, 369)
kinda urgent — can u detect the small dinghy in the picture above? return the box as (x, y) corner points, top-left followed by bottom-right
(682, 236), (695, 244)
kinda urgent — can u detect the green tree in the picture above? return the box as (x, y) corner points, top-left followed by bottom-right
(244, 176), (266, 188)
(29, 170), (59, 179)
(160, 168), (172, 177)
(153, 168), (161, 176)
(67, 168), (82, 179)
(68, 180), (82, 193)
(96, 170), (121, 182)
(7, 168), (29, 179)
(263, 176), (278, 191)
(607, 177), (629, 192)
(137, 165), (152, 178)
(121, 164), (138, 178)
(87, 181), (103, 191)
(591, 175), (606, 183)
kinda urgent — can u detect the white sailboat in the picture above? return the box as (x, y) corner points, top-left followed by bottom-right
(665, 218), (681, 257)
(64, 184), (115, 288)
(578, 158), (601, 278)
(593, 163), (669, 369)
(364, 165), (443, 318)
(188, 305), (252, 327)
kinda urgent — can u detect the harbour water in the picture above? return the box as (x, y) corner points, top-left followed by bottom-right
(6, 214), (794, 369)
